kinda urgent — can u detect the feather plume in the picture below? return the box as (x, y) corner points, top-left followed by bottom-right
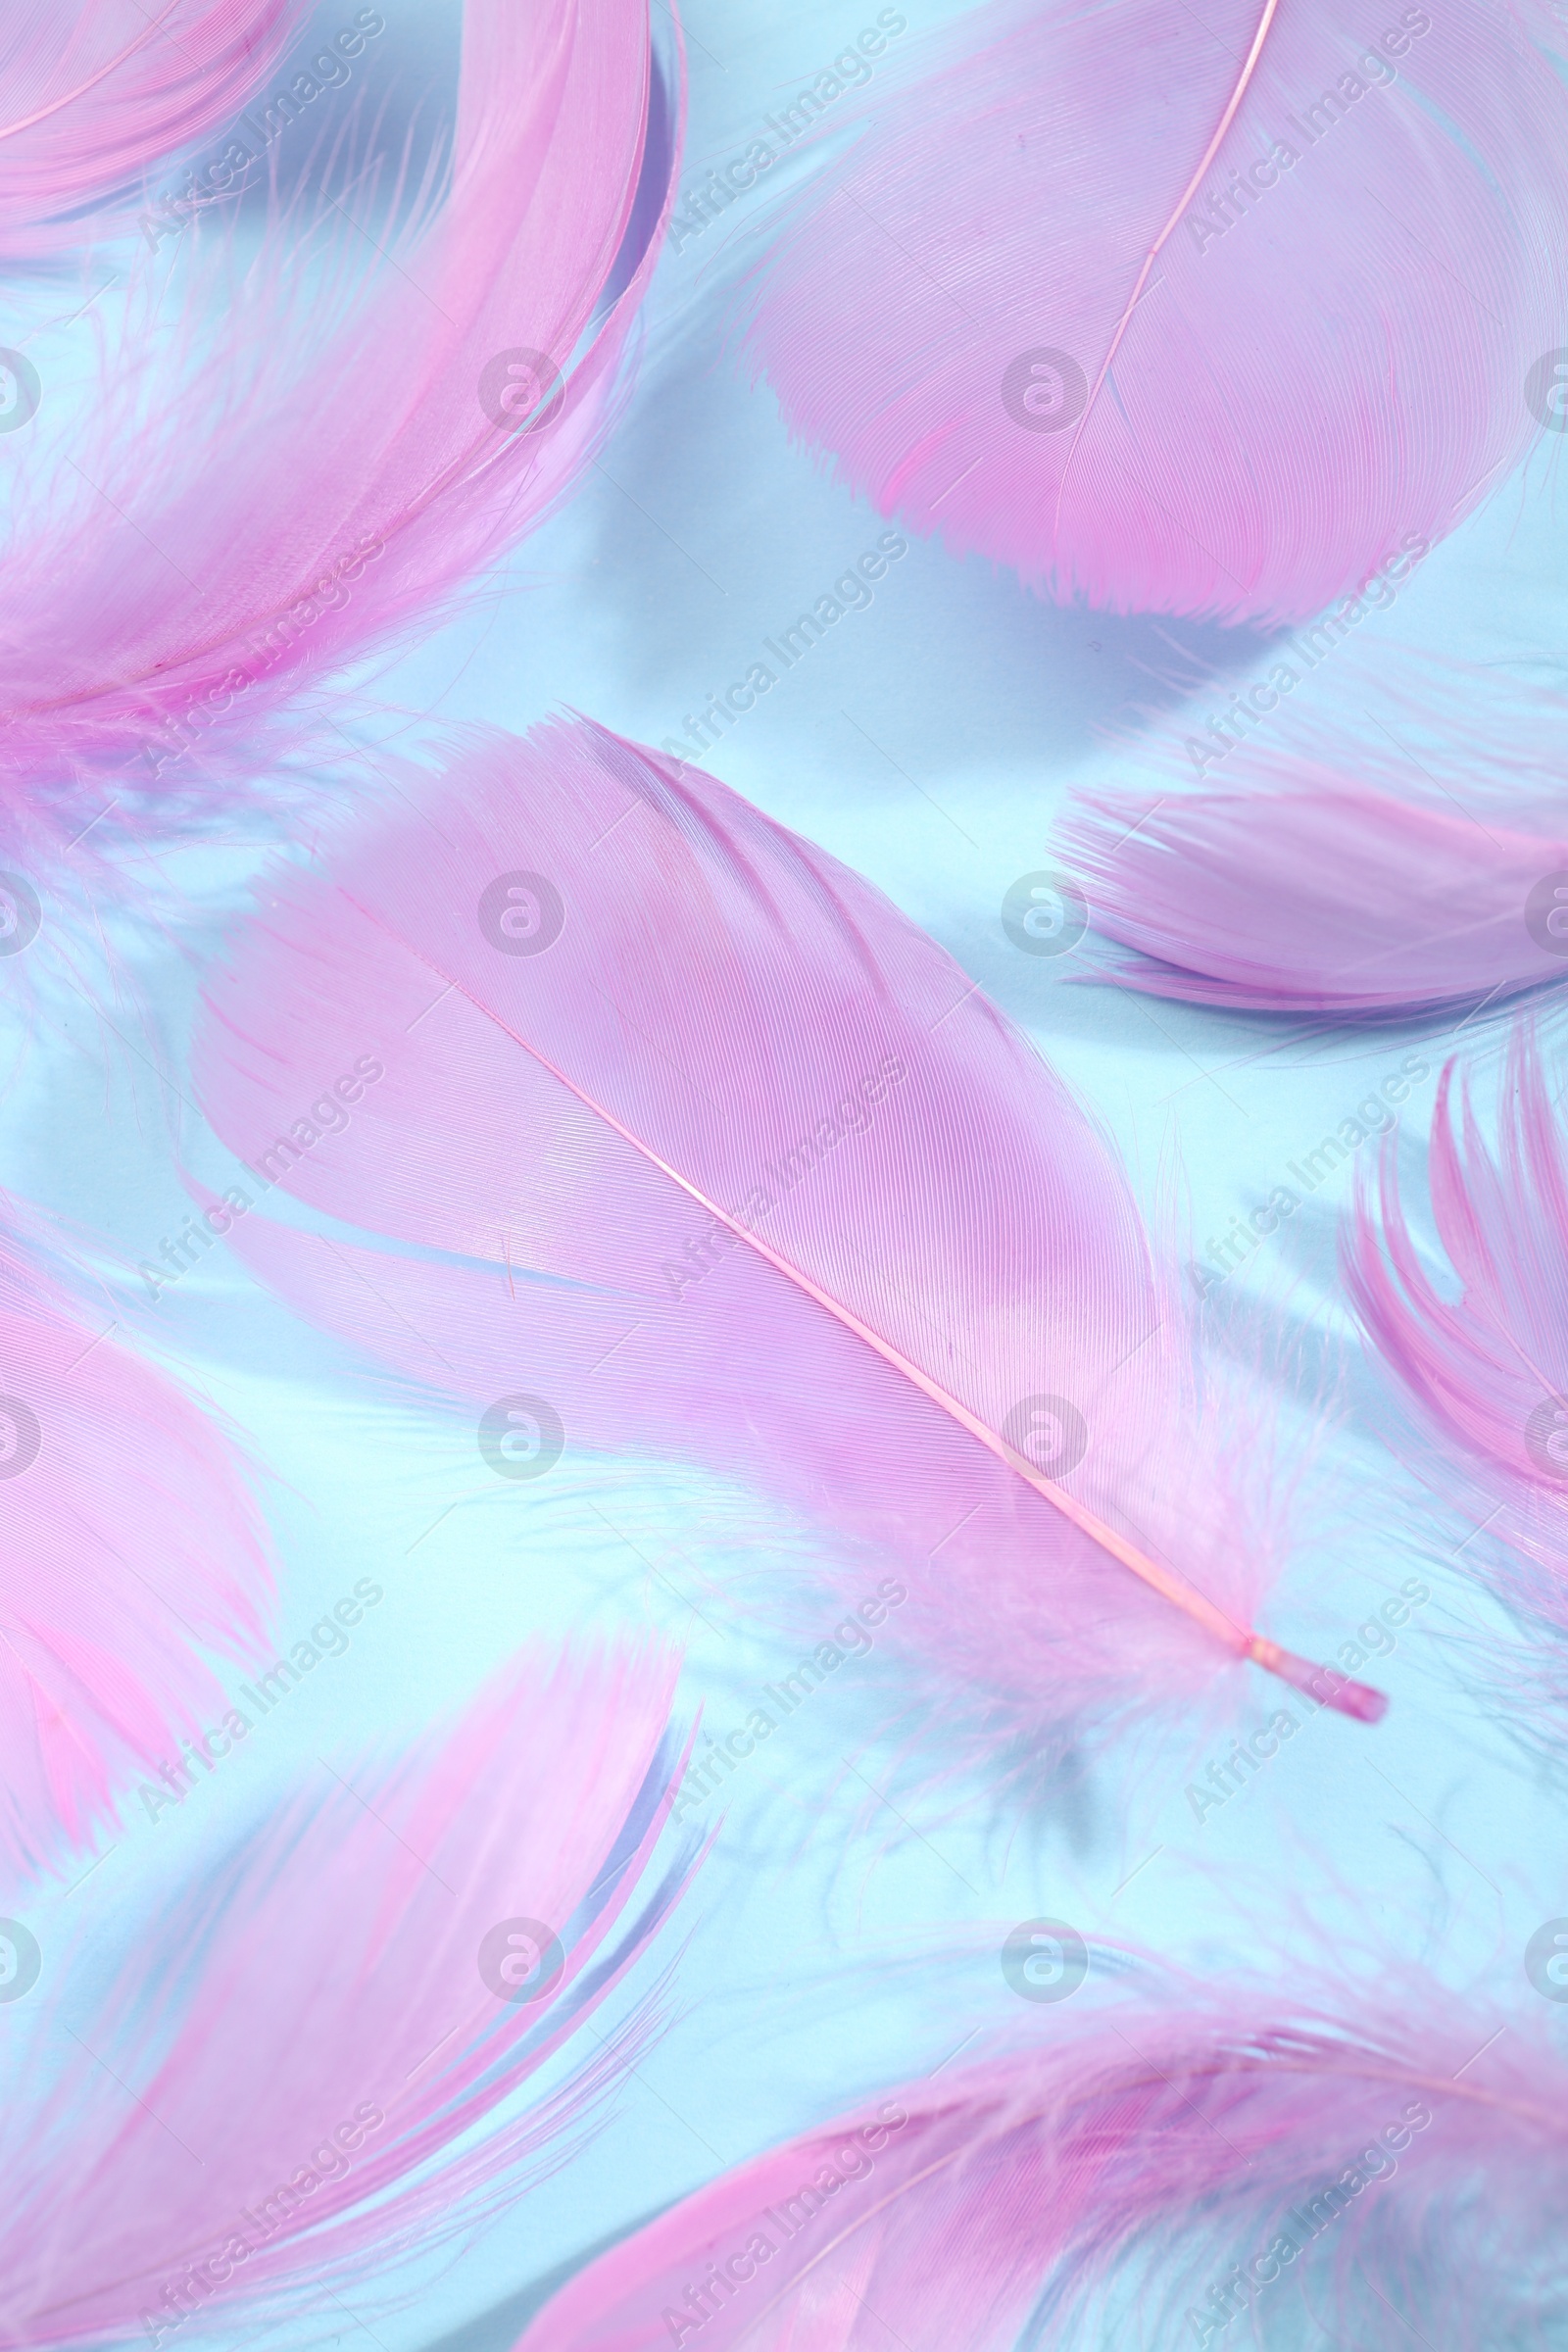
(1, 1644), (686, 2348)
(0, 1213), (272, 1882)
(0, 0), (677, 827)
(0, 0), (311, 261)
(190, 715), (1384, 1785)
(740, 0), (1568, 625)
(1061, 657), (1568, 1019)
(513, 1976), (1558, 2352)
(1346, 1022), (1568, 1729)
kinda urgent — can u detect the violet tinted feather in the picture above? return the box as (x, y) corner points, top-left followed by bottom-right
(1062, 660), (1568, 1018)
(2, 1646), (687, 2347)
(741, 0), (1568, 625)
(0, 1219), (272, 1882)
(190, 716), (1383, 1763)
(0, 0), (676, 817)
(1346, 1025), (1568, 1705)
(0, 0), (312, 259)
(515, 1983), (1558, 2352)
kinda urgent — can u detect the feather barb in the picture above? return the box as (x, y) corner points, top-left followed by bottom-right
(0, 2), (187, 144)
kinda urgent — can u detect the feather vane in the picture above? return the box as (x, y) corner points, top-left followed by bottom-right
(0, 0), (676, 822)
(0, 1216), (272, 1882)
(0, 0), (312, 260)
(2, 1646), (685, 2346)
(191, 717), (1385, 1768)
(741, 0), (1568, 623)
(1346, 1022), (1568, 1729)
(514, 1980), (1559, 2352)
(1061, 659), (1568, 1018)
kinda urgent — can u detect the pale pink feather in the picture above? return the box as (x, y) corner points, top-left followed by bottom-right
(514, 1979), (1556, 2352)
(0, 1215), (272, 1882)
(1346, 1024), (1568, 1731)
(0, 0), (676, 821)
(741, 0), (1568, 625)
(1062, 658), (1568, 1017)
(0, 0), (311, 258)
(190, 716), (1383, 1783)
(1, 1645), (687, 2346)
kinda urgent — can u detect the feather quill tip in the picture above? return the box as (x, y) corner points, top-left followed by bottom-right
(1248, 1637), (1388, 1724)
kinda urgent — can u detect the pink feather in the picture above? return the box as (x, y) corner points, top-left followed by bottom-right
(741, 0), (1568, 624)
(3, 1645), (687, 2348)
(0, 0), (311, 259)
(0, 1214), (272, 1882)
(1, 0), (676, 823)
(514, 1978), (1555, 2352)
(190, 715), (1384, 1780)
(1061, 658), (1568, 1018)
(1346, 1023), (1568, 1726)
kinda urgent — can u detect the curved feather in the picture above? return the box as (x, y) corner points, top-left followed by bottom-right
(741, 0), (1568, 624)
(0, 0), (677, 824)
(0, 1645), (687, 2347)
(190, 715), (1383, 1777)
(1061, 659), (1568, 1018)
(0, 0), (310, 259)
(1345, 1024), (1568, 1728)
(0, 1215), (272, 1882)
(514, 1980), (1558, 2352)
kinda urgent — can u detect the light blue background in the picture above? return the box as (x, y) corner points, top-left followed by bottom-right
(2, 2), (1564, 2345)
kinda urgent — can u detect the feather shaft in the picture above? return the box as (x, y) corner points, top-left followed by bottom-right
(1059, 0), (1282, 513)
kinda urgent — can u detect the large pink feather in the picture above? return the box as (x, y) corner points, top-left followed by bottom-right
(4, 1644), (686, 2347)
(190, 716), (1383, 1782)
(0, 1214), (272, 1882)
(0, 0), (310, 259)
(0, 0), (675, 825)
(514, 1979), (1554, 2352)
(1061, 658), (1568, 1018)
(741, 0), (1568, 624)
(1346, 1024), (1568, 1729)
